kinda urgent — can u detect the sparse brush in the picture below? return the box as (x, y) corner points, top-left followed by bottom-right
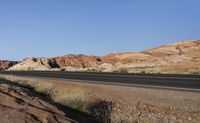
(189, 71), (199, 75)
(51, 87), (90, 111)
(1, 76), (20, 83)
(60, 68), (66, 71)
(34, 82), (53, 95)
(119, 68), (129, 73)
(89, 101), (114, 123)
(141, 71), (146, 74)
(0, 75), (114, 122)
(18, 80), (30, 87)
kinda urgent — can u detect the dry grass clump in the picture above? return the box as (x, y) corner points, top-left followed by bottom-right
(50, 86), (90, 112)
(34, 82), (53, 95)
(32, 82), (90, 112)
(18, 80), (30, 87)
(0, 75), (20, 83)
(0, 75), (31, 88)
(119, 68), (129, 73)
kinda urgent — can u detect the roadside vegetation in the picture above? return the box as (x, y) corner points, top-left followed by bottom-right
(189, 71), (200, 75)
(0, 75), (114, 123)
(112, 68), (129, 73)
(119, 68), (129, 73)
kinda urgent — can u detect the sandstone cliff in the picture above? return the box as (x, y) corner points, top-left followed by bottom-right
(0, 60), (18, 70)
(7, 40), (200, 74)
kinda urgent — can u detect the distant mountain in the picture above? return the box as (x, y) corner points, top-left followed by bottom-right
(0, 60), (18, 71)
(7, 40), (200, 74)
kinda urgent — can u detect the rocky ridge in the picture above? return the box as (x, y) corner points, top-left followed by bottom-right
(0, 60), (18, 71)
(7, 40), (200, 74)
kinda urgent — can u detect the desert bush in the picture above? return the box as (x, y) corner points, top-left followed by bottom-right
(60, 68), (66, 71)
(34, 82), (53, 95)
(97, 70), (103, 72)
(89, 101), (114, 123)
(18, 80), (30, 87)
(43, 86), (114, 122)
(86, 69), (97, 72)
(189, 71), (199, 75)
(141, 71), (146, 74)
(119, 68), (129, 73)
(51, 87), (90, 112)
(112, 70), (118, 73)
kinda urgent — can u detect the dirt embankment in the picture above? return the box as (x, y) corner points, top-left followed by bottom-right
(0, 79), (95, 123)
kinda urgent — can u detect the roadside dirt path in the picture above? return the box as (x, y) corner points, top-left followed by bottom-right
(0, 79), (95, 123)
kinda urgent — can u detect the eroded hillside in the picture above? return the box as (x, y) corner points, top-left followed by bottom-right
(0, 61), (18, 71)
(7, 40), (200, 74)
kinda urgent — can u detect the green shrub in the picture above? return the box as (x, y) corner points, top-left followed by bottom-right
(119, 68), (128, 73)
(60, 68), (66, 71)
(189, 72), (199, 75)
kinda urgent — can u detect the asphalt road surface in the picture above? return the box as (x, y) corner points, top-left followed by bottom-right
(0, 71), (200, 91)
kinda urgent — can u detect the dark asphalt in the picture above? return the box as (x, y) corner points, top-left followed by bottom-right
(0, 71), (200, 91)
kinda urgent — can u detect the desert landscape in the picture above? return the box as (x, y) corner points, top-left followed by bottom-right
(1, 40), (200, 74)
(1, 1), (200, 122)
(0, 40), (200, 123)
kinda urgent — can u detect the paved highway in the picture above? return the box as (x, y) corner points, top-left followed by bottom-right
(0, 71), (200, 91)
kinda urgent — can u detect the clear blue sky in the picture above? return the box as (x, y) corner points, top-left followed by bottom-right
(0, 0), (200, 60)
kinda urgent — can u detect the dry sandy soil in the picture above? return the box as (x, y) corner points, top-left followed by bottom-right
(1, 75), (200, 123)
(0, 78), (95, 123)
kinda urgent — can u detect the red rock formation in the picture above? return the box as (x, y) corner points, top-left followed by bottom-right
(7, 40), (200, 74)
(0, 60), (18, 70)
(54, 54), (102, 68)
